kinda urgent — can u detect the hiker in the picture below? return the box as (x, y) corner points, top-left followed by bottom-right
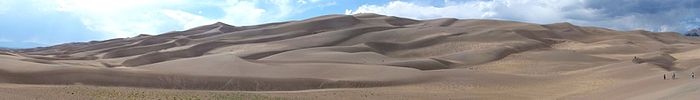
(673, 72), (676, 80)
(632, 56), (642, 64)
(692, 72), (695, 79)
(664, 74), (667, 80)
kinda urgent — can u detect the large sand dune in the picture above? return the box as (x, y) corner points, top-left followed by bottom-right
(2, 13), (700, 99)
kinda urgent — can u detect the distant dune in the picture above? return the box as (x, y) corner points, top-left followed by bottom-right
(2, 13), (700, 99)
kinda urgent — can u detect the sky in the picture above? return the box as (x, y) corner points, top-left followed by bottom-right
(0, 0), (698, 48)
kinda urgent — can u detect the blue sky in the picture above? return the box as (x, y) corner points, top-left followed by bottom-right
(0, 0), (698, 48)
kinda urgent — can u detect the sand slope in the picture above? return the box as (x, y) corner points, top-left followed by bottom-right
(2, 13), (700, 99)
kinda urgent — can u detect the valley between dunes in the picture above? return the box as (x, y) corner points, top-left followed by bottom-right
(2, 13), (700, 100)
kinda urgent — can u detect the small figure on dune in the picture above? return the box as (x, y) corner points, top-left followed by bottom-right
(664, 74), (667, 80)
(672, 72), (676, 80)
(691, 72), (695, 79)
(632, 56), (641, 64)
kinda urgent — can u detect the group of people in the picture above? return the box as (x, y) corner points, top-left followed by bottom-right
(664, 72), (695, 80)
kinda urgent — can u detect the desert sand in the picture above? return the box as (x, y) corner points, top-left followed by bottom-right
(2, 13), (700, 100)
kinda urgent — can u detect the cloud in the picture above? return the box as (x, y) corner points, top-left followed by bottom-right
(346, 0), (587, 24)
(160, 0), (266, 30)
(579, 0), (700, 32)
(297, 0), (321, 4)
(54, 0), (190, 38)
(346, 0), (700, 33)
(51, 0), (317, 39)
(584, 0), (700, 16)
(0, 0), (9, 14)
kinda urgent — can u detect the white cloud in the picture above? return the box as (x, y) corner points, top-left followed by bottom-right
(268, 0), (294, 19)
(50, 0), (308, 39)
(297, 0), (321, 4)
(161, 10), (214, 30)
(297, 0), (308, 4)
(160, 0), (266, 29)
(53, 0), (188, 38)
(0, 0), (11, 14)
(346, 0), (581, 24)
(346, 0), (697, 33)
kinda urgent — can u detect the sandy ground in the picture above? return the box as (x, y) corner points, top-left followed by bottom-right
(2, 13), (700, 100)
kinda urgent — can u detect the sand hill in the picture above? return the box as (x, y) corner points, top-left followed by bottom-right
(2, 13), (700, 100)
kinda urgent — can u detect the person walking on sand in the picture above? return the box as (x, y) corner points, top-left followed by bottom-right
(691, 72), (695, 79)
(672, 72), (676, 80)
(664, 74), (667, 80)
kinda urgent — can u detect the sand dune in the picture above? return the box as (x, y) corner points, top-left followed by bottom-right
(3, 13), (700, 99)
